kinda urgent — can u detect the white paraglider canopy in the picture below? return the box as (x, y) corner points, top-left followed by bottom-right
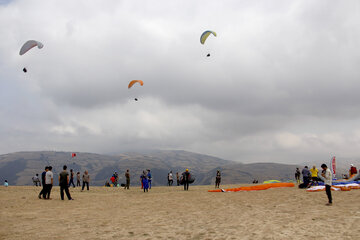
(19, 40), (43, 55)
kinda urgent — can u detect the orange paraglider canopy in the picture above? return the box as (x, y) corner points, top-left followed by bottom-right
(128, 80), (143, 89)
(208, 182), (295, 192)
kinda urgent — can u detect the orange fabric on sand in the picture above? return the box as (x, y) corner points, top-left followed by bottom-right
(208, 182), (295, 192)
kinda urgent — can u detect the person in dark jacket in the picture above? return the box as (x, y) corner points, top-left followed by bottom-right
(76, 172), (81, 186)
(302, 166), (311, 187)
(68, 169), (75, 188)
(38, 166), (48, 199)
(215, 170), (221, 188)
(124, 169), (130, 190)
(182, 169), (190, 191)
(141, 170), (149, 192)
(59, 165), (74, 200)
(147, 169), (152, 189)
(176, 172), (180, 186)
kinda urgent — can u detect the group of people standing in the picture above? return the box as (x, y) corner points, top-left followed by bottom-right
(38, 166), (53, 200)
(295, 164), (333, 205)
(36, 166), (90, 201)
(140, 169), (152, 192)
(167, 169), (195, 190)
(108, 169), (151, 192)
(296, 165), (320, 187)
(109, 168), (195, 191)
(30, 167), (223, 195)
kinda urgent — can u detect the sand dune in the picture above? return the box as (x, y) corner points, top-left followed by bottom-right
(0, 184), (359, 239)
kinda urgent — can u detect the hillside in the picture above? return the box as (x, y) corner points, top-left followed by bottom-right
(0, 150), (299, 186)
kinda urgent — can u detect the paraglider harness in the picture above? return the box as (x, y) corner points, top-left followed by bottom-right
(180, 172), (195, 185)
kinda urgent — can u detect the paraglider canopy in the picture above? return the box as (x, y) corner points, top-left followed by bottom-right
(206, 53), (210, 57)
(19, 40), (44, 55)
(200, 30), (217, 45)
(134, 98), (138, 101)
(128, 80), (144, 89)
(23, 68), (27, 73)
(263, 180), (281, 184)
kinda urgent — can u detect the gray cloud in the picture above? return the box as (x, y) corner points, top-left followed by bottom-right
(1, 0), (360, 164)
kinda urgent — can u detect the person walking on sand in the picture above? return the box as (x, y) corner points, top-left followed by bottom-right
(168, 171), (173, 186)
(176, 172), (180, 186)
(321, 164), (332, 206)
(38, 166), (48, 199)
(43, 166), (53, 199)
(147, 169), (152, 189)
(81, 170), (90, 191)
(59, 165), (74, 201)
(124, 169), (130, 190)
(215, 170), (221, 188)
(76, 171), (81, 186)
(4, 180), (8, 187)
(141, 170), (149, 192)
(68, 169), (75, 188)
(310, 165), (319, 185)
(182, 169), (190, 191)
(295, 168), (301, 184)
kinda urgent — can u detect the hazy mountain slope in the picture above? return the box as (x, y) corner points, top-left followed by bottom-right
(0, 150), (300, 186)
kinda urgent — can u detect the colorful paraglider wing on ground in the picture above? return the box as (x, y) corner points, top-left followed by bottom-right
(128, 80), (144, 89)
(208, 182), (295, 192)
(200, 30), (217, 44)
(19, 40), (44, 55)
(263, 180), (281, 184)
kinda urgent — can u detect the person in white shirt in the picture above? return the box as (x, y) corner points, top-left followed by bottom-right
(168, 171), (173, 186)
(43, 166), (53, 199)
(321, 164), (332, 206)
(32, 174), (41, 186)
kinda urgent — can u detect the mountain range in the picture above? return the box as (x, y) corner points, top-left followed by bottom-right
(0, 150), (305, 186)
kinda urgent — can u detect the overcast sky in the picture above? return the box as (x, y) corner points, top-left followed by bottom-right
(1, 0), (360, 164)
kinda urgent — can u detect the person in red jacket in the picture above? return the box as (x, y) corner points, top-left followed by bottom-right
(349, 164), (358, 177)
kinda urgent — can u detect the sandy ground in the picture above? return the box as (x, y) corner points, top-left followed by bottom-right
(0, 184), (359, 240)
